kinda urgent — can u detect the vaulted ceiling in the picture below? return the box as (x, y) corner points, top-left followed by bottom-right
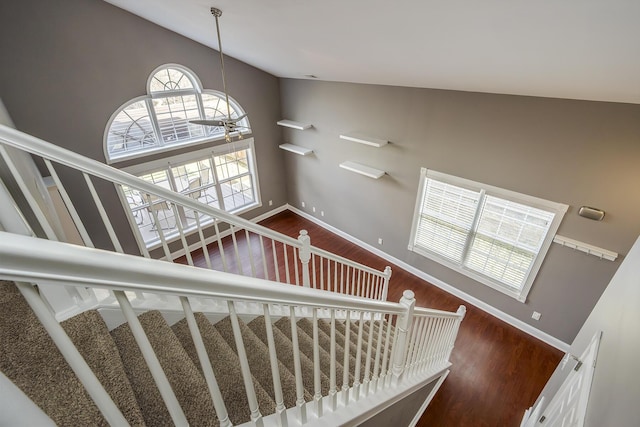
(104, 0), (640, 104)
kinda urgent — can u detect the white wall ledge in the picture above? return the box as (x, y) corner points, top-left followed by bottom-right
(339, 133), (388, 148)
(277, 119), (313, 130)
(339, 161), (385, 179)
(279, 143), (313, 156)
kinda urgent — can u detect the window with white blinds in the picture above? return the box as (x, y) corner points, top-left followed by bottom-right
(409, 169), (567, 301)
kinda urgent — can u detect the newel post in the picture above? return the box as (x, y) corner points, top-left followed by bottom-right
(298, 230), (311, 288)
(381, 266), (392, 301)
(391, 290), (415, 386)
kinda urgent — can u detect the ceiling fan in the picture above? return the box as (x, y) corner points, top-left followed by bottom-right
(190, 7), (246, 142)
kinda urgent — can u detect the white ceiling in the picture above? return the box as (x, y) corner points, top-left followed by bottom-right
(105, 0), (640, 104)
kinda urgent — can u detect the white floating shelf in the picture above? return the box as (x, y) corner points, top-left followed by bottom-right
(277, 119), (313, 130)
(339, 133), (388, 148)
(339, 161), (385, 179)
(279, 143), (313, 156)
(553, 235), (618, 261)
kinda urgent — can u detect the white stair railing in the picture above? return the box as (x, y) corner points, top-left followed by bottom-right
(0, 231), (465, 427)
(0, 124), (391, 314)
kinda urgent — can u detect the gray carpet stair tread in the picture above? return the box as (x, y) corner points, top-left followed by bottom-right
(296, 317), (357, 385)
(274, 317), (353, 389)
(0, 281), (108, 427)
(248, 316), (328, 398)
(173, 313), (276, 424)
(110, 310), (218, 427)
(62, 310), (146, 426)
(214, 316), (306, 408)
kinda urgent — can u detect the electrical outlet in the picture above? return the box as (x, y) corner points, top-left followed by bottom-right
(268, 200), (273, 206)
(378, 238), (383, 245)
(532, 311), (541, 321)
(301, 201), (305, 208)
(320, 211), (325, 217)
(312, 206), (316, 213)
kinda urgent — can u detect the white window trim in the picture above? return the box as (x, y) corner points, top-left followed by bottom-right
(104, 64), (251, 164)
(408, 168), (568, 302)
(119, 138), (261, 251)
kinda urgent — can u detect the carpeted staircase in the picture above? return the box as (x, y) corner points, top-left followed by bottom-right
(0, 281), (396, 426)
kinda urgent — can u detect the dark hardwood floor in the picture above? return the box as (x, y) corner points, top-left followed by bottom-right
(186, 210), (563, 426)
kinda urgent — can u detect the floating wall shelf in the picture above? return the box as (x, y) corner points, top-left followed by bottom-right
(279, 143), (313, 156)
(339, 133), (388, 148)
(277, 119), (313, 130)
(339, 161), (385, 179)
(553, 235), (618, 261)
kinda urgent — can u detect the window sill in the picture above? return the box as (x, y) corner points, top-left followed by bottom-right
(408, 244), (527, 302)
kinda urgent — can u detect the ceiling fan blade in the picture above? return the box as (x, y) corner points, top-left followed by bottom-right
(190, 119), (225, 126)
(231, 113), (248, 122)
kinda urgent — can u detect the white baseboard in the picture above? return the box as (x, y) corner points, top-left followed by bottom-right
(286, 205), (570, 352)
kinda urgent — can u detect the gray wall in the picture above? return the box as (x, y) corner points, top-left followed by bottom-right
(0, 0), (286, 254)
(541, 235), (640, 425)
(279, 79), (640, 343)
(359, 379), (438, 427)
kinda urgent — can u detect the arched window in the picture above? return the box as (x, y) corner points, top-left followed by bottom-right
(105, 64), (250, 163)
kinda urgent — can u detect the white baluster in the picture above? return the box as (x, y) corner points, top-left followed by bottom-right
(84, 173), (123, 253)
(283, 243), (291, 284)
(259, 236), (268, 279)
(213, 220), (228, 272)
(312, 309), (323, 417)
(371, 315), (384, 393)
(288, 307), (307, 424)
(363, 312), (374, 396)
(379, 315), (393, 390)
(263, 304), (287, 427)
(194, 214), (212, 269)
(180, 297), (231, 427)
(245, 229), (257, 277)
(353, 312), (364, 400)
(44, 159), (94, 247)
(311, 254), (317, 289)
(341, 311), (352, 405)
(293, 247), (300, 286)
(404, 317), (420, 373)
(227, 301), (263, 426)
(230, 226), (244, 276)
(417, 317), (435, 373)
(329, 310), (337, 411)
(114, 290), (188, 425)
(272, 241), (281, 282)
(0, 145), (58, 240)
(15, 282), (129, 426)
(170, 202), (193, 266)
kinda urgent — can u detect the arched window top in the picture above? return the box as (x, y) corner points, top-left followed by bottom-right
(105, 64), (250, 164)
(148, 65), (198, 94)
